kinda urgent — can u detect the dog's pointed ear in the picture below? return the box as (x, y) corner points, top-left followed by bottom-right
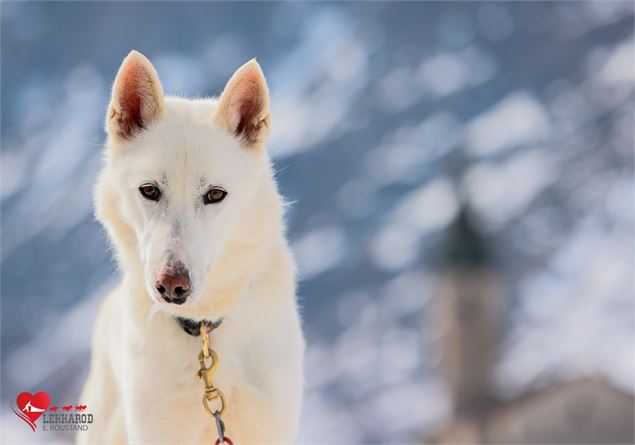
(106, 50), (164, 141)
(214, 59), (271, 149)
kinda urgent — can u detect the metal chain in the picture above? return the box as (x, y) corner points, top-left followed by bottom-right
(197, 322), (233, 444)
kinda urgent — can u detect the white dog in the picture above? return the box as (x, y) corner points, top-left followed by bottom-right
(78, 51), (304, 444)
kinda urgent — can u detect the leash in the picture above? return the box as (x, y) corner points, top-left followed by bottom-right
(195, 320), (234, 445)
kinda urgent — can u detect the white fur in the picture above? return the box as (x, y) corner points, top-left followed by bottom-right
(78, 52), (304, 444)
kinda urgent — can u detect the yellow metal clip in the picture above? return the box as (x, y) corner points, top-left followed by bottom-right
(197, 323), (225, 416)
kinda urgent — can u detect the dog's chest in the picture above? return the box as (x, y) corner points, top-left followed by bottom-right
(145, 327), (241, 390)
(125, 326), (246, 433)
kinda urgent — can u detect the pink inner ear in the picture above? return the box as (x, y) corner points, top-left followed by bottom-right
(231, 77), (268, 145)
(116, 65), (147, 138)
(235, 94), (262, 138)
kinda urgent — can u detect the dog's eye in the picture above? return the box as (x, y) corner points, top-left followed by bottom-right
(139, 184), (161, 201)
(204, 187), (227, 205)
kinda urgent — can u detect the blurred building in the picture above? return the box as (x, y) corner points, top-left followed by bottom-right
(430, 203), (635, 444)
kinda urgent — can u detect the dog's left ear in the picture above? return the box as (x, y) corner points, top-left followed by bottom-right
(214, 59), (270, 149)
(107, 50), (164, 142)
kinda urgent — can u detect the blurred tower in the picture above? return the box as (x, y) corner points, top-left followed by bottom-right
(434, 202), (503, 434)
(430, 201), (635, 444)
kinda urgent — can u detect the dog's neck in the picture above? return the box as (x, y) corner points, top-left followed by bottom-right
(175, 316), (223, 336)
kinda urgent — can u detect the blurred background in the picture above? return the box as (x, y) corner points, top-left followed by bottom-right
(1, 2), (633, 443)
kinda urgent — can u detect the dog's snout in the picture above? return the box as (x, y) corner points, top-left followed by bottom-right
(155, 264), (191, 304)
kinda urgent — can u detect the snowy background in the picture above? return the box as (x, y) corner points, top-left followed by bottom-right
(1, 2), (633, 443)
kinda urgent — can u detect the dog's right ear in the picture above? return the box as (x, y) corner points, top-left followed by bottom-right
(106, 50), (164, 141)
(214, 59), (270, 149)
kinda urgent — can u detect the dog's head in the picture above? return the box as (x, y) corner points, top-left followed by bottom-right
(101, 51), (275, 312)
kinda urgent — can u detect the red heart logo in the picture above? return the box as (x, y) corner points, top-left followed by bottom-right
(14, 392), (50, 431)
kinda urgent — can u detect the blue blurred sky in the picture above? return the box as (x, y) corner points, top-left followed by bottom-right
(1, 2), (633, 443)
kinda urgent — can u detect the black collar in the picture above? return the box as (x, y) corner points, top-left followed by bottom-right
(175, 317), (223, 336)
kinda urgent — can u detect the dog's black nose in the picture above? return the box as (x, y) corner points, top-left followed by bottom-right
(155, 267), (191, 304)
